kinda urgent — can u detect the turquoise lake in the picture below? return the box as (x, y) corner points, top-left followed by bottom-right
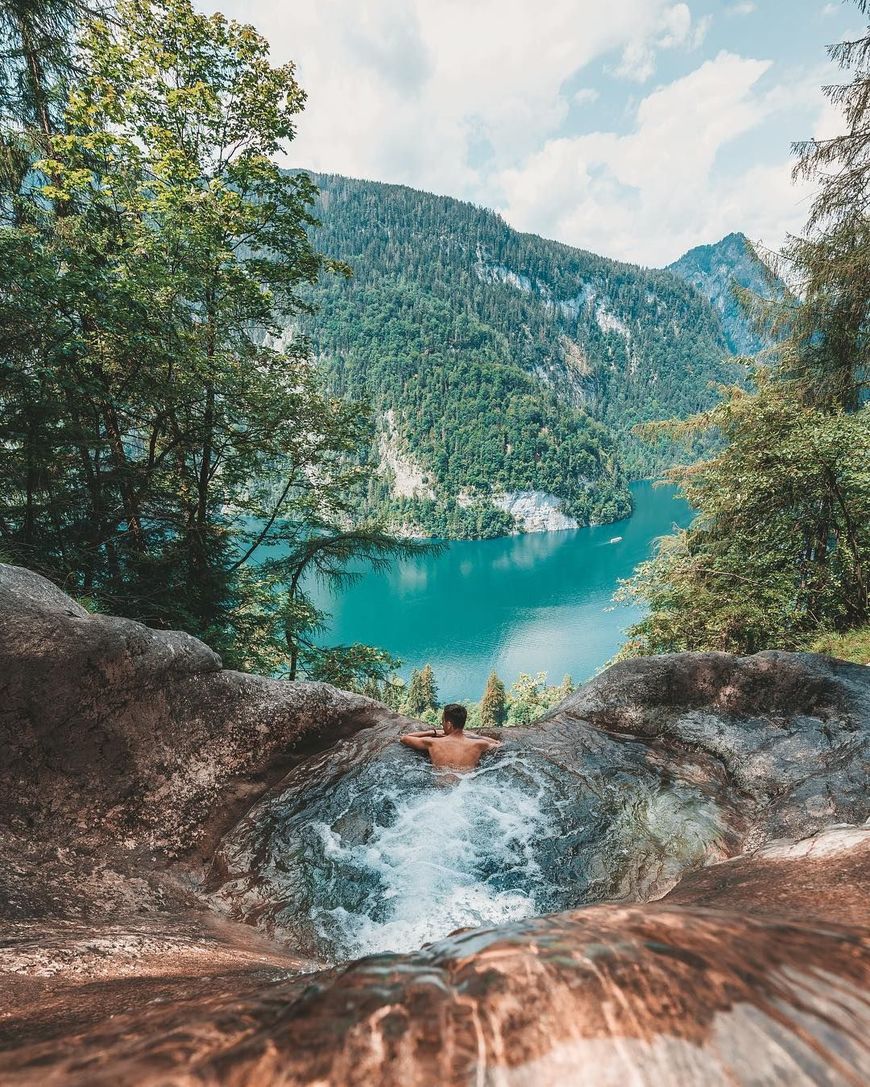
(308, 481), (692, 702)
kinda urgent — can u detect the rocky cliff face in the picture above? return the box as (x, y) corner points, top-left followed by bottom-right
(0, 563), (868, 1086)
(667, 232), (779, 356)
(493, 489), (579, 532)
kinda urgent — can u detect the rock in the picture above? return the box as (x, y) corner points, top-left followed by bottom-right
(0, 563), (404, 859)
(2, 905), (867, 1086)
(662, 822), (870, 927)
(549, 650), (870, 842)
(493, 490), (579, 532)
(0, 563), (868, 1086)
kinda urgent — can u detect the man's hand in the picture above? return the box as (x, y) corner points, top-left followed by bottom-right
(400, 729), (440, 751)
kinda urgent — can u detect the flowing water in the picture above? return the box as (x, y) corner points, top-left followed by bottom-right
(311, 753), (553, 957)
(214, 726), (736, 962)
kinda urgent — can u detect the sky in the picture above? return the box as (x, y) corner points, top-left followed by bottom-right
(205, 1), (860, 266)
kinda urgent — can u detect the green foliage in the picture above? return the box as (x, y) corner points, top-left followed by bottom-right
(302, 643), (405, 705)
(619, 382), (869, 654)
(501, 672), (574, 725)
(397, 665), (575, 725)
(621, 6), (870, 657)
(0, 0), (418, 677)
(505, 673), (551, 725)
(0, 0), (88, 134)
(381, 496), (518, 541)
(246, 523), (436, 680)
(479, 671), (507, 727)
(403, 662), (439, 717)
(294, 174), (745, 536)
(809, 625), (870, 665)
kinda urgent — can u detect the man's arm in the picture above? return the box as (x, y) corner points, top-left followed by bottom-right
(478, 736), (503, 754)
(400, 729), (440, 752)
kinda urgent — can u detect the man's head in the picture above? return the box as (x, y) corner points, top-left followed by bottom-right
(441, 703), (467, 733)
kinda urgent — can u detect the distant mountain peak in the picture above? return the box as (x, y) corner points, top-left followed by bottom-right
(667, 232), (778, 356)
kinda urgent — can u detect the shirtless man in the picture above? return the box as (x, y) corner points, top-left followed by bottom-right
(400, 703), (502, 770)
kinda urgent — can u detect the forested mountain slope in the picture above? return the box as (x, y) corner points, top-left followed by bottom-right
(297, 174), (753, 536)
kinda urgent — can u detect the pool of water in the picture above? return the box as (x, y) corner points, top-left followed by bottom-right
(212, 722), (734, 962)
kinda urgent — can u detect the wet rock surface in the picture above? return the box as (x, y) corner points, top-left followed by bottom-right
(0, 563), (868, 1085)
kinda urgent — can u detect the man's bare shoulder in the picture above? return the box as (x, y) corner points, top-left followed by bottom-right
(467, 733), (502, 749)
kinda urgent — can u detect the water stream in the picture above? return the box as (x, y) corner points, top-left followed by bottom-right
(213, 726), (737, 962)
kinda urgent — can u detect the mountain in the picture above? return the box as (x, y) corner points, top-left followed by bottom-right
(667, 232), (776, 356)
(296, 174), (755, 537)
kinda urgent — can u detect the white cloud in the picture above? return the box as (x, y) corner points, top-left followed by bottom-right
(822, 2), (840, 14)
(496, 52), (822, 265)
(614, 40), (658, 83)
(612, 3), (709, 83)
(204, 1), (838, 266)
(214, 0), (704, 193)
(657, 3), (692, 48)
(728, 1), (757, 14)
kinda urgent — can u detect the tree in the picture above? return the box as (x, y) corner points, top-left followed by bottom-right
(241, 523), (434, 680)
(0, 0), (424, 676)
(620, 2), (870, 657)
(403, 662), (439, 718)
(419, 664), (439, 713)
(404, 669), (425, 716)
(619, 380), (869, 654)
(507, 672), (549, 725)
(479, 671), (507, 727)
(0, 0), (90, 135)
(302, 644), (404, 706)
(553, 674), (575, 703)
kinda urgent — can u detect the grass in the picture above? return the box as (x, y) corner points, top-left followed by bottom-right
(808, 626), (870, 666)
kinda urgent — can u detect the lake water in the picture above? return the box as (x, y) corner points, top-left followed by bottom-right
(308, 481), (691, 702)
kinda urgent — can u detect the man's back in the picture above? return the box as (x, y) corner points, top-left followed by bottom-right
(400, 703), (501, 770)
(424, 732), (499, 770)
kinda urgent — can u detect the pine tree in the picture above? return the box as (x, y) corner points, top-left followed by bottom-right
(480, 671), (507, 727)
(419, 664), (439, 713)
(553, 675), (575, 703)
(403, 668), (426, 717)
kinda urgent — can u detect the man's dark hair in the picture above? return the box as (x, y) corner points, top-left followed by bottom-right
(443, 703), (467, 729)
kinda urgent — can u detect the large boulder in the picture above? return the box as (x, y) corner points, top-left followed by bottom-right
(0, 563), (868, 1086)
(551, 650), (869, 842)
(0, 564), (403, 860)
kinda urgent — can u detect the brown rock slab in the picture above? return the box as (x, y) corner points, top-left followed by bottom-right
(0, 564), (868, 1085)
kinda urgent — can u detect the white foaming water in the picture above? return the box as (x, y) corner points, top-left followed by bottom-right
(311, 755), (552, 957)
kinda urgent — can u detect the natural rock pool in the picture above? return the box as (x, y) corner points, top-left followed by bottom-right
(211, 718), (739, 962)
(2, 560), (868, 1085)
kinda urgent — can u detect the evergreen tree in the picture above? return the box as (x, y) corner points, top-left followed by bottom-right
(403, 663), (440, 718)
(620, 2), (870, 655)
(244, 524), (432, 680)
(419, 664), (439, 713)
(479, 671), (507, 727)
(404, 668), (426, 717)
(553, 675), (575, 703)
